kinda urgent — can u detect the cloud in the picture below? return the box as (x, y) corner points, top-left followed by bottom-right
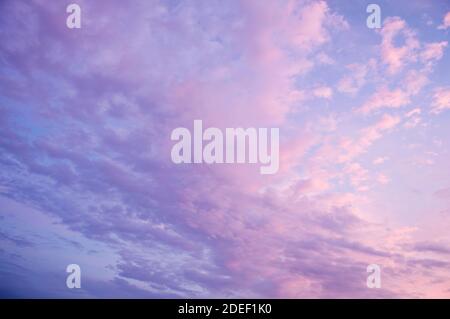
(316, 52), (335, 65)
(373, 156), (389, 165)
(0, 0), (390, 298)
(431, 87), (450, 114)
(414, 242), (450, 255)
(376, 173), (390, 185)
(358, 68), (430, 114)
(406, 108), (421, 118)
(403, 107), (422, 128)
(380, 17), (419, 74)
(359, 87), (410, 114)
(438, 12), (450, 30)
(344, 162), (369, 190)
(338, 114), (401, 163)
(337, 62), (372, 95)
(313, 86), (333, 99)
(420, 41), (448, 64)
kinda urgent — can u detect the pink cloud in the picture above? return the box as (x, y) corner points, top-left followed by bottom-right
(339, 114), (401, 162)
(380, 17), (419, 74)
(291, 176), (331, 195)
(376, 173), (391, 185)
(359, 87), (410, 114)
(431, 87), (450, 114)
(373, 156), (389, 165)
(357, 68), (429, 114)
(288, 0), (348, 50)
(313, 86), (333, 99)
(420, 41), (448, 64)
(405, 108), (421, 118)
(403, 70), (429, 95)
(337, 62), (373, 95)
(344, 162), (369, 190)
(316, 52), (335, 65)
(438, 12), (450, 30)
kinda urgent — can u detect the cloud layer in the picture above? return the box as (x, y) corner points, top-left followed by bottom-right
(1, 0), (450, 298)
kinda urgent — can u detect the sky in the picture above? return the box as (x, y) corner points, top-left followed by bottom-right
(1, 0), (450, 298)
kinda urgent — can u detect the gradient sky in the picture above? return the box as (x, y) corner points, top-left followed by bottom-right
(1, 0), (450, 298)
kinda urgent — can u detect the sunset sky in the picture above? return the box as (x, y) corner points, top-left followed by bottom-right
(1, 0), (450, 298)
